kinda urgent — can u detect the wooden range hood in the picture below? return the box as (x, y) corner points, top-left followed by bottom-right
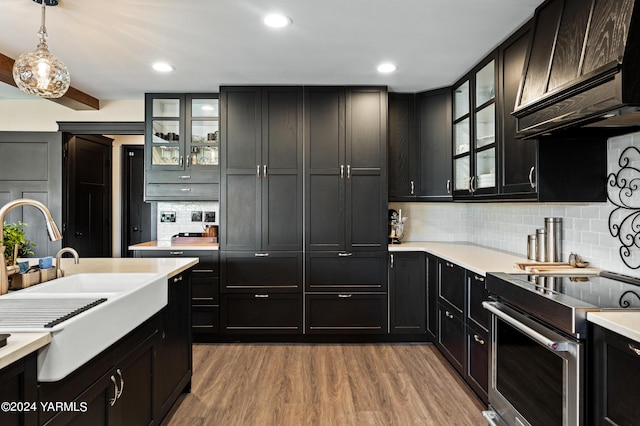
(513, 0), (640, 138)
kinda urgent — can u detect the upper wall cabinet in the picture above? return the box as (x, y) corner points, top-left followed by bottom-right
(388, 93), (417, 201)
(453, 54), (498, 200)
(144, 93), (220, 201)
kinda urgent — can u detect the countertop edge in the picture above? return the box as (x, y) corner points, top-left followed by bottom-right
(0, 333), (51, 370)
(128, 241), (219, 251)
(588, 312), (640, 343)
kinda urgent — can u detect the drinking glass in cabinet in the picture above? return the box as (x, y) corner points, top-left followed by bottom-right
(190, 145), (218, 166)
(191, 121), (219, 143)
(475, 104), (495, 148)
(152, 146), (180, 166)
(475, 60), (495, 106)
(152, 120), (180, 143)
(192, 99), (219, 117)
(454, 81), (470, 120)
(454, 157), (470, 191)
(454, 118), (470, 155)
(152, 99), (180, 117)
(475, 148), (495, 188)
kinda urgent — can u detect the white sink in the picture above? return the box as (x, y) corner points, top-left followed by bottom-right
(0, 273), (168, 381)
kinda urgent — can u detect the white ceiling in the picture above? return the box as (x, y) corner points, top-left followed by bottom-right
(0, 0), (543, 101)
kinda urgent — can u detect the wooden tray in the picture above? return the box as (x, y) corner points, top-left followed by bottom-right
(514, 261), (601, 275)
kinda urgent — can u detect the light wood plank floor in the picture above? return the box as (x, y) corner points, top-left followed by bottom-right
(163, 343), (486, 426)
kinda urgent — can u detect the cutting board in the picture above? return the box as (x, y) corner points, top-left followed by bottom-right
(514, 261), (602, 275)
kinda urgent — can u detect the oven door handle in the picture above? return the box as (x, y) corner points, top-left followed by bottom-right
(482, 301), (570, 352)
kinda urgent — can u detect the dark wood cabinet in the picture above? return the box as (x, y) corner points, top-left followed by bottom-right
(426, 254), (439, 340)
(593, 325), (640, 425)
(220, 86), (303, 252)
(388, 93), (417, 201)
(389, 252), (426, 334)
(132, 249), (219, 339)
(306, 293), (387, 334)
(306, 251), (387, 293)
(438, 304), (465, 375)
(144, 93), (220, 201)
(0, 353), (38, 426)
(438, 259), (466, 313)
(466, 323), (488, 404)
(305, 86), (388, 252)
(467, 273), (489, 331)
(221, 251), (302, 293)
(220, 293), (302, 333)
(416, 88), (453, 200)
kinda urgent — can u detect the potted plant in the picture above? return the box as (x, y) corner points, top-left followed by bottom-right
(3, 221), (35, 265)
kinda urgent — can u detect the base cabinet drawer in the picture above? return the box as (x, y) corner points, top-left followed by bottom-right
(305, 293), (387, 334)
(192, 305), (219, 334)
(306, 252), (388, 292)
(221, 252), (303, 292)
(145, 183), (219, 200)
(220, 293), (302, 334)
(438, 303), (465, 375)
(466, 324), (488, 404)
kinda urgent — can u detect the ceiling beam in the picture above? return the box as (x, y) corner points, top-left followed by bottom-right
(0, 52), (99, 110)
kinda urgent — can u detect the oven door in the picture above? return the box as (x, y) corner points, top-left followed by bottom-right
(481, 301), (583, 426)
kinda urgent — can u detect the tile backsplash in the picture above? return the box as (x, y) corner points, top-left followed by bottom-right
(156, 201), (219, 242)
(391, 131), (640, 277)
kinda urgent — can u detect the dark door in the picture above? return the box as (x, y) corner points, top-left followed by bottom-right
(64, 135), (112, 257)
(389, 252), (426, 334)
(388, 92), (417, 201)
(122, 146), (151, 257)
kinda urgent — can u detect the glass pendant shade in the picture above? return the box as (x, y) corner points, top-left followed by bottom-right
(12, 0), (70, 99)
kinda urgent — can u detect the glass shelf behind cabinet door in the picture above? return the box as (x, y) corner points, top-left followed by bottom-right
(475, 60), (495, 107)
(475, 148), (495, 189)
(151, 119), (180, 166)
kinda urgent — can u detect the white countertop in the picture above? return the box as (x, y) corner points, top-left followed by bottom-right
(58, 257), (199, 278)
(129, 241), (219, 251)
(389, 241), (527, 276)
(0, 333), (51, 370)
(588, 312), (640, 343)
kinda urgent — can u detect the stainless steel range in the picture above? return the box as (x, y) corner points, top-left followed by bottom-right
(482, 271), (640, 426)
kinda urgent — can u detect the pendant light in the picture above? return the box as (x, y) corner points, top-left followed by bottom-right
(12, 0), (70, 98)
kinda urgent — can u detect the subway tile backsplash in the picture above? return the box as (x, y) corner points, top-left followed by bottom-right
(391, 131), (640, 277)
(156, 201), (219, 242)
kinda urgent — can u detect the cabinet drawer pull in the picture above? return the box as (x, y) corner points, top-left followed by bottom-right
(629, 343), (640, 356)
(254, 253), (269, 257)
(473, 334), (485, 345)
(529, 166), (536, 189)
(173, 275), (183, 283)
(474, 275), (485, 282)
(109, 375), (119, 406)
(180, 188), (191, 192)
(179, 175), (191, 179)
(338, 252), (353, 257)
(410, 180), (415, 195)
(254, 294), (269, 298)
(445, 311), (454, 319)
(193, 269), (215, 273)
(338, 294), (352, 298)
(169, 251), (184, 255)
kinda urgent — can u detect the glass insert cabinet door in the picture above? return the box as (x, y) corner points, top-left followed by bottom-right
(151, 98), (181, 167)
(453, 80), (471, 192)
(188, 98), (219, 167)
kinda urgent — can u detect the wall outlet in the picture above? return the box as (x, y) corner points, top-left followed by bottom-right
(204, 211), (216, 222)
(160, 211), (176, 223)
(191, 211), (203, 222)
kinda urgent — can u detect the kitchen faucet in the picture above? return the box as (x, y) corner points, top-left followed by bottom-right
(0, 198), (62, 295)
(55, 247), (80, 278)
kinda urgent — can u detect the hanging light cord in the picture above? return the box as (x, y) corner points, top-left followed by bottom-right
(37, 1), (48, 48)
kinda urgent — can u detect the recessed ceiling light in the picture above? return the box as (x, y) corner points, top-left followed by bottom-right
(263, 14), (292, 28)
(152, 62), (174, 72)
(377, 63), (397, 73)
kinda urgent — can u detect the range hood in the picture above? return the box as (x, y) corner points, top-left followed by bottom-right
(513, 0), (640, 138)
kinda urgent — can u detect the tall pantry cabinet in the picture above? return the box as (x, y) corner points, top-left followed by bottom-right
(219, 86), (304, 334)
(304, 86), (389, 334)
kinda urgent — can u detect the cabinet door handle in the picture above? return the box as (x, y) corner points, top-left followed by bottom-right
(254, 294), (269, 298)
(186, 154), (191, 168)
(390, 254), (394, 269)
(629, 343), (640, 356)
(109, 375), (119, 407)
(410, 180), (415, 195)
(445, 311), (454, 319)
(347, 165), (351, 179)
(474, 275), (485, 282)
(445, 262), (454, 268)
(169, 251), (184, 255)
(447, 179), (451, 194)
(473, 334), (485, 345)
(116, 368), (124, 399)
(340, 165), (345, 179)
(173, 275), (183, 283)
(254, 253), (269, 257)
(179, 175), (191, 180)
(263, 164), (268, 179)
(257, 165), (261, 178)
(529, 166), (536, 189)
(338, 294), (352, 298)
(338, 252), (353, 257)
(179, 156), (184, 167)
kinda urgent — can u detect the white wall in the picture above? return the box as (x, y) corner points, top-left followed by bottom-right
(391, 131), (640, 277)
(155, 201), (219, 242)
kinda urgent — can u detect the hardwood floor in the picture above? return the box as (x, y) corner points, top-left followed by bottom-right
(163, 343), (486, 426)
